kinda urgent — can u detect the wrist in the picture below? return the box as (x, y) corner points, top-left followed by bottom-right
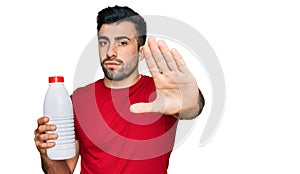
(179, 88), (204, 119)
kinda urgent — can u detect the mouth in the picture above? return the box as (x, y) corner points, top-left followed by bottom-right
(104, 61), (121, 69)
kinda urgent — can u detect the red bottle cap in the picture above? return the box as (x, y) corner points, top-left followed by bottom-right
(49, 76), (64, 83)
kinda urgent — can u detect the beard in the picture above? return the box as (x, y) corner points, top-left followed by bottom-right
(101, 56), (139, 81)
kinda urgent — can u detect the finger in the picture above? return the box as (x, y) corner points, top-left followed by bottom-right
(157, 40), (178, 71)
(37, 116), (49, 126)
(37, 124), (56, 133)
(130, 102), (157, 114)
(36, 141), (56, 149)
(148, 37), (169, 71)
(143, 45), (160, 78)
(37, 133), (58, 142)
(130, 97), (165, 114)
(171, 48), (190, 73)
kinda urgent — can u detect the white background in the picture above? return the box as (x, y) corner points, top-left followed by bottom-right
(0, 0), (299, 173)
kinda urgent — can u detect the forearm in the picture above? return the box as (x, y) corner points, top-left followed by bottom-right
(41, 154), (71, 174)
(179, 88), (205, 119)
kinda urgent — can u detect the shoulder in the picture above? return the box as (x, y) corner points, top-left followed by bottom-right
(140, 75), (154, 85)
(133, 75), (155, 92)
(71, 79), (103, 98)
(134, 75), (156, 95)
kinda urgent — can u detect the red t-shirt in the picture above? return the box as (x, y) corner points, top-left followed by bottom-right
(72, 75), (178, 174)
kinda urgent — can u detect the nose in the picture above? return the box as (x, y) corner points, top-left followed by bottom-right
(107, 43), (118, 58)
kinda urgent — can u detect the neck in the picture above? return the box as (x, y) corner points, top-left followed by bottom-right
(103, 72), (141, 89)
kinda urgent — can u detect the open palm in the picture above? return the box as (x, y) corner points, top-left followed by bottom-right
(130, 37), (200, 118)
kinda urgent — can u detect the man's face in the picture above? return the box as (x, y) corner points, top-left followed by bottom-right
(98, 21), (140, 81)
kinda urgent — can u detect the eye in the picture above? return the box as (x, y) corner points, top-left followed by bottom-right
(99, 41), (108, 47)
(118, 41), (128, 46)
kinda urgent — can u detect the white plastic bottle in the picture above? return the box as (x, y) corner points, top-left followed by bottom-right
(43, 76), (76, 160)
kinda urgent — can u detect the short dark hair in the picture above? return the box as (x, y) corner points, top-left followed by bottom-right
(97, 5), (147, 48)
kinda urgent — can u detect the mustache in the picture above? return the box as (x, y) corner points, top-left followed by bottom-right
(102, 58), (124, 64)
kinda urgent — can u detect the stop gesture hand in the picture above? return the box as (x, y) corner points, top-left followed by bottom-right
(130, 37), (203, 119)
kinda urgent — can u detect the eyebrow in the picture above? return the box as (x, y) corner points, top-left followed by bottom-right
(98, 36), (131, 41)
(98, 36), (109, 40)
(115, 36), (131, 41)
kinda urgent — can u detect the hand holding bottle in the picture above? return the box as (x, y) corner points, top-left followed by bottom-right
(34, 116), (57, 155)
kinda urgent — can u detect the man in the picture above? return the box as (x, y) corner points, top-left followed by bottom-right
(34, 6), (204, 174)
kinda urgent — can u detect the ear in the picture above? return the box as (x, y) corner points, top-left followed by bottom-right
(139, 46), (145, 61)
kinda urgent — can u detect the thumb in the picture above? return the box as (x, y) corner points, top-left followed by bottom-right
(130, 102), (158, 114)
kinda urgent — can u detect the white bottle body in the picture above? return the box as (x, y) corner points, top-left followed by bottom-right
(44, 82), (76, 160)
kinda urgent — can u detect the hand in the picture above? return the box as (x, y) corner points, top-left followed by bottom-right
(34, 116), (58, 155)
(130, 37), (200, 118)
